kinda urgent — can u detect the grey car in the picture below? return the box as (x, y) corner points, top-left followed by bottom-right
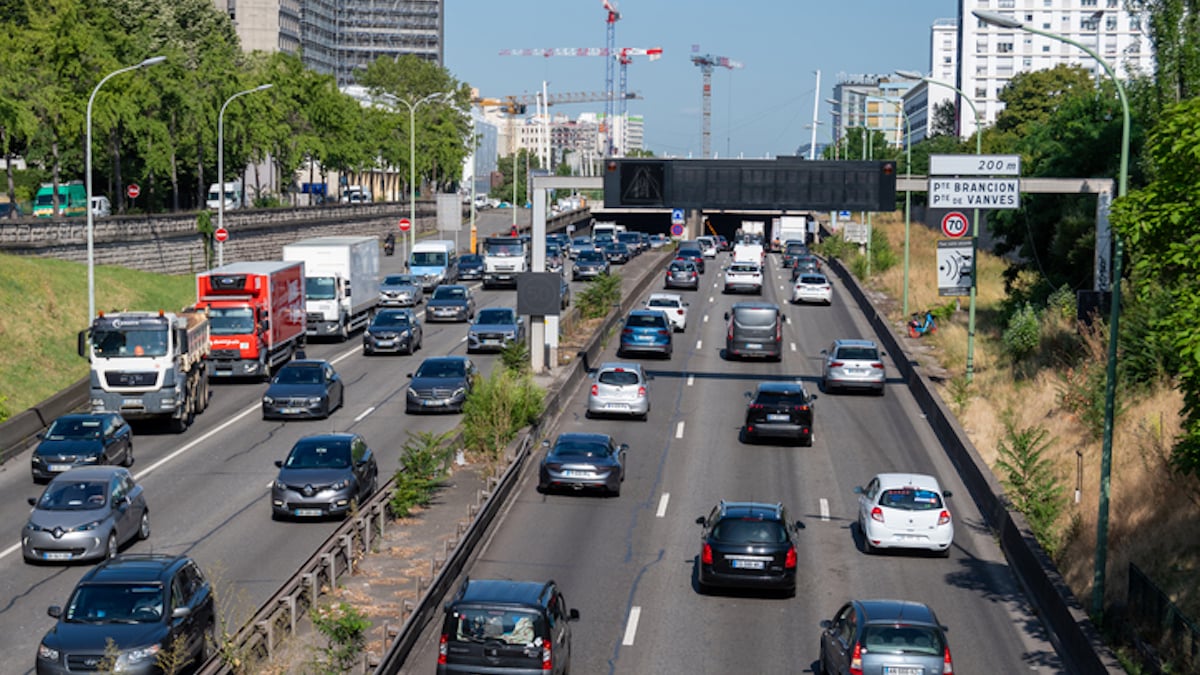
(819, 599), (954, 675)
(261, 359), (345, 419)
(587, 361), (651, 420)
(822, 339), (887, 395)
(467, 307), (525, 353)
(426, 284), (476, 322)
(538, 433), (627, 496)
(362, 308), (423, 355)
(378, 273), (424, 307)
(406, 356), (477, 414)
(23, 466), (149, 564)
(271, 433), (378, 519)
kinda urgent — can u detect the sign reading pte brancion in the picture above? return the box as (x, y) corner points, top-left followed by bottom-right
(929, 178), (1020, 209)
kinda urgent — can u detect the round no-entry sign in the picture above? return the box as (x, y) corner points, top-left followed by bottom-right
(398, 217), (412, 232)
(214, 227), (229, 243)
(941, 211), (969, 238)
(126, 184), (141, 199)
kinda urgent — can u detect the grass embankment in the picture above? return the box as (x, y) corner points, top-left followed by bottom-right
(0, 253), (195, 418)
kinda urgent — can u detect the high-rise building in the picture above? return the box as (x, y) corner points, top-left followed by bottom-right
(829, 74), (914, 152)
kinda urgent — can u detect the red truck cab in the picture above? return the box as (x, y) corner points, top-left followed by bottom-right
(195, 261), (306, 380)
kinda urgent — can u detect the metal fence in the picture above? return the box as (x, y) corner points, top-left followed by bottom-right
(1128, 562), (1200, 672)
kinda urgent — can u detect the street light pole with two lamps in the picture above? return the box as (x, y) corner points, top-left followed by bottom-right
(217, 84), (274, 268)
(386, 92), (452, 262)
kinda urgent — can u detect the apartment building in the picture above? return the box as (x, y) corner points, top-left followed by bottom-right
(829, 74), (914, 151)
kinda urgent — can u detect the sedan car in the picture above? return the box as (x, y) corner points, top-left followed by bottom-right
(538, 432), (627, 496)
(467, 307), (525, 353)
(457, 253), (485, 281)
(665, 259), (701, 290)
(31, 413), (133, 483)
(573, 250), (610, 280)
(587, 362), (651, 420)
(271, 433), (379, 520)
(675, 247), (706, 273)
(723, 261), (764, 294)
(406, 356), (477, 414)
(617, 309), (673, 359)
(790, 254), (822, 280)
(570, 236), (594, 258)
(819, 600), (954, 675)
(695, 500), (802, 595)
(362, 308), (422, 355)
(822, 339), (887, 395)
(644, 292), (688, 332)
(261, 359), (345, 420)
(743, 382), (817, 446)
(855, 473), (954, 556)
(23, 466), (149, 563)
(791, 272), (833, 305)
(378, 273), (424, 307)
(602, 241), (632, 264)
(426, 284), (475, 322)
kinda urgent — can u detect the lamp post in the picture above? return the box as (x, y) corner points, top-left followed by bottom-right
(974, 8), (1130, 621)
(217, 83), (273, 268)
(825, 99), (842, 159)
(870, 95), (913, 316)
(86, 55), (166, 321)
(390, 92), (451, 261)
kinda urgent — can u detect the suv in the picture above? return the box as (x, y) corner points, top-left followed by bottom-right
(819, 599), (954, 675)
(438, 577), (580, 674)
(587, 361), (651, 420)
(743, 382), (817, 446)
(724, 302), (787, 361)
(618, 310), (673, 359)
(37, 554), (215, 675)
(822, 339), (886, 395)
(695, 500), (804, 596)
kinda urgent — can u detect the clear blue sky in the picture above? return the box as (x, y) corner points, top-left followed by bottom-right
(445, 1), (957, 158)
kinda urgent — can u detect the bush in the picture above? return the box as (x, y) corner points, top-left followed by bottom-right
(388, 430), (454, 518)
(461, 369), (545, 460)
(499, 339), (530, 375)
(309, 602), (370, 674)
(1002, 302), (1041, 362)
(577, 272), (621, 319)
(994, 416), (1066, 556)
(1046, 283), (1076, 322)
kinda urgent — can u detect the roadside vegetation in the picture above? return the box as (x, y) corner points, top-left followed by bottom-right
(576, 272), (622, 319)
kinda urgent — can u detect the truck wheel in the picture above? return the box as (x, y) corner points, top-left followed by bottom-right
(169, 413), (189, 433)
(339, 319), (349, 341)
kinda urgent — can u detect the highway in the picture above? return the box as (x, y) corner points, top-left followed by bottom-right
(404, 247), (1066, 674)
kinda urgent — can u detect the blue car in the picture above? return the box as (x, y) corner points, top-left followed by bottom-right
(617, 309), (673, 359)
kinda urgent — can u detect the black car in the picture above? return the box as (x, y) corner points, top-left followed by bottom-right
(573, 250), (610, 280)
(271, 433), (379, 519)
(36, 554), (215, 675)
(426, 284), (476, 322)
(538, 432), (628, 496)
(743, 382), (817, 446)
(675, 248), (706, 273)
(261, 359), (345, 420)
(781, 240), (809, 268)
(406, 356), (477, 414)
(617, 231), (643, 255)
(31, 413), (133, 483)
(790, 254), (822, 280)
(665, 259), (701, 290)
(695, 500), (803, 595)
(362, 308), (423, 355)
(602, 241), (631, 264)
(458, 253), (485, 280)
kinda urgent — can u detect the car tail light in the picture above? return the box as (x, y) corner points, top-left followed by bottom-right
(591, 384), (599, 396)
(938, 510), (952, 526)
(677, 309), (684, 315)
(849, 642), (864, 675)
(542, 638), (553, 670)
(638, 386), (646, 397)
(784, 545), (797, 569)
(749, 403), (763, 410)
(871, 362), (885, 369)
(870, 506), (884, 523)
(829, 361), (845, 368)
(943, 645), (954, 674)
(775, 320), (782, 343)
(622, 328), (633, 335)
(438, 634), (448, 664)
(701, 543), (713, 565)
(658, 330), (670, 336)
(727, 323), (734, 341)
(794, 405), (808, 412)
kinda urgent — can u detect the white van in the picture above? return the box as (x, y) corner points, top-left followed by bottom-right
(408, 240), (459, 290)
(90, 196), (111, 218)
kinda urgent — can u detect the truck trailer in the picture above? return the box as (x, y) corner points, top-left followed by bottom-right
(778, 215), (809, 249)
(282, 236), (380, 340)
(195, 261), (307, 380)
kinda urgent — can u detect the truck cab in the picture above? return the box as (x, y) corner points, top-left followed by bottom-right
(481, 236), (528, 289)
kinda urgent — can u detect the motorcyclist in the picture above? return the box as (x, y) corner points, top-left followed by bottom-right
(383, 232), (396, 256)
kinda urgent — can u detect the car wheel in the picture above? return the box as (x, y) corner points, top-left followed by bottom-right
(138, 510), (151, 540)
(875, 386), (886, 397)
(938, 546), (952, 559)
(105, 532), (119, 559)
(123, 443), (134, 467)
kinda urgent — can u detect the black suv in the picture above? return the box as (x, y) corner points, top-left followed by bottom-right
(438, 577), (580, 674)
(695, 501), (804, 596)
(743, 382), (817, 446)
(37, 554), (215, 675)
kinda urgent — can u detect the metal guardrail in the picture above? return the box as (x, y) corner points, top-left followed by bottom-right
(1128, 562), (1199, 671)
(0, 377), (89, 465)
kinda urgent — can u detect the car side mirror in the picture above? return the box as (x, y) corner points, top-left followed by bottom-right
(795, 520), (806, 530)
(28, 497), (37, 506)
(406, 373), (414, 378)
(819, 619), (832, 629)
(783, 316), (790, 323)
(852, 486), (864, 494)
(47, 606), (62, 619)
(36, 431), (45, 440)
(943, 490), (953, 498)
(274, 460), (283, 468)
(695, 516), (706, 526)
(881, 351), (887, 357)
(619, 443), (629, 452)
(172, 606), (191, 619)
(809, 394), (818, 401)
(542, 440), (550, 449)
(723, 312), (730, 321)
(569, 608), (581, 621)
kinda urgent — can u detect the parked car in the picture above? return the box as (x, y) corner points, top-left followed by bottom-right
(378, 273), (424, 307)
(644, 292), (688, 332)
(406, 356), (476, 414)
(819, 600), (954, 675)
(426, 284), (475, 322)
(362, 308), (422, 355)
(743, 382), (817, 446)
(0, 198), (24, 218)
(31, 413), (133, 483)
(261, 359), (345, 420)
(822, 339), (886, 395)
(791, 272), (833, 305)
(617, 309), (673, 359)
(587, 361), (651, 420)
(458, 253), (485, 280)
(723, 261), (764, 294)
(665, 259), (701, 290)
(675, 247), (706, 273)
(538, 432), (627, 496)
(602, 241), (631, 264)
(724, 302), (787, 361)
(23, 466), (149, 563)
(573, 250), (610, 280)
(694, 500), (803, 595)
(854, 473), (954, 556)
(271, 433), (379, 520)
(36, 554), (216, 674)
(89, 195), (112, 218)
(467, 307), (525, 353)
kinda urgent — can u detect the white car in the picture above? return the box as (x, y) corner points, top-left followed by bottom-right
(791, 272), (833, 305)
(644, 292), (688, 332)
(723, 261), (763, 294)
(854, 473), (954, 556)
(697, 236), (718, 258)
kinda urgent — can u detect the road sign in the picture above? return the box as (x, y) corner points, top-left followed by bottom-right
(929, 177), (1020, 210)
(670, 223), (684, 237)
(930, 154), (1021, 176)
(838, 210), (851, 218)
(214, 227), (229, 243)
(941, 211), (969, 238)
(127, 184), (140, 199)
(937, 239), (974, 296)
(843, 222), (870, 245)
(671, 208), (684, 225)
(398, 218), (412, 232)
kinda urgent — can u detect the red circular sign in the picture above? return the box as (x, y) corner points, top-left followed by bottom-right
(126, 184), (141, 199)
(941, 211), (969, 238)
(214, 227), (229, 243)
(398, 218), (412, 232)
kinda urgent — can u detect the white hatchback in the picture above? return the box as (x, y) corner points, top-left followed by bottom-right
(792, 272), (833, 305)
(855, 473), (954, 556)
(697, 236), (718, 258)
(644, 293), (688, 332)
(723, 261), (764, 294)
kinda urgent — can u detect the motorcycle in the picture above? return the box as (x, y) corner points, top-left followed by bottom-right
(908, 310), (937, 338)
(383, 236), (396, 257)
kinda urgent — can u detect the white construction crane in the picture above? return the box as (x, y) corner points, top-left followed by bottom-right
(690, 48), (744, 159)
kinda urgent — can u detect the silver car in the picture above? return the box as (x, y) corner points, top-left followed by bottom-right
(587, 361), (651, 420)
(378, 273), (424, 307)
(819, 599), (954, 675)
(271, 433), (379, 519)
(822, 338), (886, 395)
(22, 466), (149, 563)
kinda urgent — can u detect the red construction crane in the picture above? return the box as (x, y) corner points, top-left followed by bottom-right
(690, 47), (744, 159)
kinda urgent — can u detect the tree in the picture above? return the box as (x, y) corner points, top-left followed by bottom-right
(931, 100), (957, 137)
(1143, 0), (1200, 104)
(491, 149), (540, 204)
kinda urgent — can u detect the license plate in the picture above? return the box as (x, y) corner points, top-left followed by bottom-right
(122, 398), (143, 406)
(43, 552), (72, 561)
(638, 335), (653, 341)
(766, 414), (790, 422)
(746, 343), (763, 349)
(730, 559), (765, 570)
(883, 667), (923, 675)
(563, 470), (591, 478)
(605, 403), (629, 410)
(280, 408), (301, 415)
(423, 400), (445, 407)
(376, 340), (393, 347)
(294, 508), (322, 517)
(849, 369), (867, 375)
(49, 464), (73, 472)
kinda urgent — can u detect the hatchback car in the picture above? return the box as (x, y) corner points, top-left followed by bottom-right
(855, 473), (954, 556)
(675, 247), (706, 273)
(694, 500), (803, 595)
(407, 356), (477, 414)
(724, 302), (787, 361)
(781, 240), (809, 267)
(23, 466), (149, 564)
(696, 236), (718, 258)
(822, 339), (887, 395)
(572, 250), (610, 280)
(31, 413), (133, 483)
(262, 359), (345, 419)
(819, 599), (954, 675)
(271, 433), (379, 520)
(363, 308), (423, 355)
(538, 432), (627, 496)
(467, 307), (525, 353)
(644, 292), (688, 332)
(723, 261), (764, 294)
(378, 273), (424, 307)
(790, 254), (822, 280)
(743, 382), (817, 446)
(587, 362), (651, 420)
(602, 241), (631, 264)
(426, 284), (475, 322)
(617, 309), (673, 359)
(457, 253), (485, 280)
(792, 272), (833, 305)
(665, 259), (701, 290)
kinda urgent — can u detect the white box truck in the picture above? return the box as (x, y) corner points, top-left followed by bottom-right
(778, 216), (809, 247)
(283, 236), (380, 340)
(206, 180), (243, 211)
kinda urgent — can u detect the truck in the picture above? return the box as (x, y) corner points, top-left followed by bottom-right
(739, 220), (766, 246)
(778, 215), (809, 247)
(78, 309), (211, 433)
(481, 235), (529, 289)
(592, 221), (626, 243)
(194, 261), (307, 380)
(340, 185), (373, 204)
(206, 180), (243, 211)
(33, 181), (88, 218)
(282, 236), (380, 340)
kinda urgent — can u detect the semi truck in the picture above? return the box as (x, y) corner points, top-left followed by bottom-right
(482, 235), (529, 289)
(739, 220), (766, 245)
(778, 215), (809, 246)
(195, 261), (307, 380)
(282, 236), (380, 340)
(78, 309), (211, 432)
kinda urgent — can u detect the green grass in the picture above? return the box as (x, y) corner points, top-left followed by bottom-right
(0, 253), (195, 418)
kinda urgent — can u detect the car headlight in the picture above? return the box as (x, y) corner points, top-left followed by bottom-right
(306, 397), (324, 405)
(262, 396), (275, 405)
(75, 519), (104, 532)
(330, 480), (350, 491)
(38, 643), (59, 661)
(452, 387), (466, 398)
(26, 522), (43, 532)
(117, 644), (160, 666)
(273, 479), (286, 491)
(407, 389), (419, 399)
(82, 454), (100, 463)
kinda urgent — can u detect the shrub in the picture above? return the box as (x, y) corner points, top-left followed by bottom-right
(310, 602), (370, 674)
(1002, 302), (1041, 362)
(461, 369), (545, 460)
(994, 416), (1066, 556)
(499, 338), (530, 375)
(577, 272), (621, 319)
(1045, 283), (1076, 322)
(388, 430), (454, 518)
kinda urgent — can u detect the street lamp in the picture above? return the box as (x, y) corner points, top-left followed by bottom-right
(870, 95), (913, 316)
(388, 92), (451, 262)
(975, 8), (1131, 621)
(86, 55), (166, 322)
(217, 83), (273, 267)
(825, 99), (842, 159)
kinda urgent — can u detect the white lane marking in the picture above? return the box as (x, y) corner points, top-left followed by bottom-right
(136, 402), (263, 481)
(656, 493), (670, 518)
(675, 421), (685, 439)
(790, 342), (797, 352)
(266, 480), (274, 489)
(820, 498), (830, 521)
(0, 542), (17, 560)
(459, 335), (467, 343)
(622, 606), (642, 646)
(696, 340), (703, 350)
(703, 314), (709, 323)
(708, 296), (714, 303)
(686, 374), (695, 386)
(354, 405), (376, 422)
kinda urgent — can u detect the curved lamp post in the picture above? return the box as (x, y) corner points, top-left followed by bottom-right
(86, 55), (166, 321)
(217, 83), (273, 267)
(390, 92), (451, 262)
(974, 8), (1130, 620)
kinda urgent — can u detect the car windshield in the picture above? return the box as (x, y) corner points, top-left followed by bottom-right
(712, 518), (787, 544)
(433, 287), (466, 300)
(578, 252), (605, 263)
(411, 251), (448, 266)
(552, 440), (610, 458)
(861, 625), (945, 656)
(460, 255), (482, 265)
(625, 314), (665, 328)
(286, 439), (352, 469)
(305, 276), (336, 301)
(36, 480), (108, 511)
(274, 366), (324, 385)
(92, 328), (169, 358)
(383, 275), (414, 286)
(879, 487), (944, 511)
(66, 583), (165, 624)
(476, 309), (515, 325)
(207, 306), (255, 335)
(598, 370), (640, 386)
(836, 347), (879, 361)
(416, 360), (466, 378)
(372, 312), (411, 328)
(451, 608), (545, 645)
(45, 418), (104, 441)
(755, 391), (804, 406)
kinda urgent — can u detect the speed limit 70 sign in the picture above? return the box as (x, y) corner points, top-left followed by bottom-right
(941, 211), (969, 238)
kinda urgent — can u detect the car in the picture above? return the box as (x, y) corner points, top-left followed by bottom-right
(362, 308), (423, 355)
(790, 254), (822, 280)
(378, 273), (424, 307)
(467, 307), (525, 353)
(743, 382), (817, 446)
(23, 466), (149, 564)
(538, 432), (627, 496)
(602, 241), (631, 264)
(694, 500), (803, 595)
(724, 302), (787, 361)
(648, 234), (668, 249)
(261, 359), (345, 420)
(716, 234), (732, 251)
(617, 231), (643, 255)
(0, 198), (24, 218)
(791, 272), (833, 305)
(572, 250), (610, 280)
(781, 240), (808, 267)
(819, 600), (954, 675)
(437, 577), (579, 675)
(406, 356), (477, 414)
(644, 292), (688, 332)
(854, 473), (954, 556)
(587, 361), (651, 420)
(723, 261), (764, 294)
(617, 309), (673, 358)
(569, 235), (594, 258)
(31, 413), (133, 483)
(675, 247), (706, 273)
(457, 253), (485, 280)
(665, 259), (701, 290)
(822, 339), (886, 395)
(696, 236), (718, 258)
(271, 433), (379, 519)
(426, 284), (475, 322)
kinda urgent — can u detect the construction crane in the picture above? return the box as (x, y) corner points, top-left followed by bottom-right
(471, 90), (643, 157)
(690, 48), (744, 159)
(603, 0), (620, 156)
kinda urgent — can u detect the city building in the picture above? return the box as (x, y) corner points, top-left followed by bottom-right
(829, 74), (914, 153)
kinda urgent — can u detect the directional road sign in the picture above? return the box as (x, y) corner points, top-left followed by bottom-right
(929, 177), (1020, 210)
(941, 211), (969, 238)
(838, 210), (852, 218)
(930, 154), (1021, 176)
(671, 208), (684, 225)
